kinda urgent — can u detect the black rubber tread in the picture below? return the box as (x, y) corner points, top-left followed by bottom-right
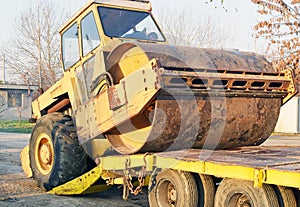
(292, 188), (300, 207)
(265, 184), (280, 207)
(29, 113), (88, 191)
(273, 185), (297, 207)
(214, 178), (279, 207)
(194, 174), (215, 207)
(148, 169), (198, 207)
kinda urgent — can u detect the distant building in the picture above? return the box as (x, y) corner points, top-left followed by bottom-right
(275, 96), (300, 134)
(0, 83), (39, 121)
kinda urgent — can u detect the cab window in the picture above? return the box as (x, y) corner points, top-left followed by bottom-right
(98, 6), (165, 42)
(62, 23), (80, 70)
(81, 12), (101, 56)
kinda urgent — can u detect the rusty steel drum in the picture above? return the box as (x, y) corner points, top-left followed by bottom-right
(105, 42), (289, 154)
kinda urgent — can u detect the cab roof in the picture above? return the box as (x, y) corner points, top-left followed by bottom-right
(59, 0), (152, 33)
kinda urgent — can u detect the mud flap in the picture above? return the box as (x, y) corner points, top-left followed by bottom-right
(20, 145), (33, 178)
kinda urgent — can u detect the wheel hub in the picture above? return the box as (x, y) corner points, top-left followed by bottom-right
(39, 143), (52, 165)
(238, 195), (251, 207)
(168, 183), (177, 206)
(34, 134), (54, 175)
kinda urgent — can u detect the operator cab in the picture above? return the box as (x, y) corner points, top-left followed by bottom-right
(60, 0), (166, 71)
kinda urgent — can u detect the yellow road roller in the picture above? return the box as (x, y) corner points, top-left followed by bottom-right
(20, 0), (298, 206)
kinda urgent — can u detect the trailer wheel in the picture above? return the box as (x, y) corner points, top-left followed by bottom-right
(148, 169), (198, 207)
(214, 178), (279, 207)
(273, 186), (297, 207)
(29, 113), (88, 191)
(195, 174), (215, 207)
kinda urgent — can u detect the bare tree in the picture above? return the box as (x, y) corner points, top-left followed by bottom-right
(0, 94), (8, 115)
(252, 0), (300, 76)
(156, 9), (231, 48)
(16, 107), (26, 122)
(3, 1), (67, 89)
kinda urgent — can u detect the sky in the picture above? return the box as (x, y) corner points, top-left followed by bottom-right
(0, 0), (265, 53)
(151, 0), (264, 52)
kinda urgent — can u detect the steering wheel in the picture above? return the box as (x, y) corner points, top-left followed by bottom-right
(147, 32), (158, 40)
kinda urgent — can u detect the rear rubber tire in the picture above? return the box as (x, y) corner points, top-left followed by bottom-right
(273, 185), (297, 207)
(292, 188), (300, 207)
(195, 174), (215, 207)
(148, 169), (198, 207)
(29, 113), (88, 191)
(214, 178), (279, 207)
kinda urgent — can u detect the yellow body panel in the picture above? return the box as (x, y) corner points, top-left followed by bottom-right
(74, 58), (160, 146)
(117, 46), (150, 78)
(32, 77), (69, 118)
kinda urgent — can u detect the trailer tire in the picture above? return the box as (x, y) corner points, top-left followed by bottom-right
(273, 185), (297, 207)
(195, 174), (215, 207)
(148, 169), (198, 207)
(29, 113), (88, 191)
(214, 178), (279, 207)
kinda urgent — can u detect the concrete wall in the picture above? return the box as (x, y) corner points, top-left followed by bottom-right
(0, 90), (33, 121)
(0, 105), (32, 121)
(275, 97), (299, 133)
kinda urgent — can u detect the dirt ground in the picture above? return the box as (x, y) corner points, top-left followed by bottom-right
(0, 132), (300, 207)
(0, 132), (149, 207)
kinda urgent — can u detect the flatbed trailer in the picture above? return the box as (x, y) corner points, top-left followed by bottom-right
(49, 145), (300, 207)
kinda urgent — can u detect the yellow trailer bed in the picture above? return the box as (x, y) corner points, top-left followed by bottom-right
(49, 145), (300, 198)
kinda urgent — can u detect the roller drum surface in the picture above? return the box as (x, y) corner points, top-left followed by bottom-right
(105, 42), (286, 154)
(106, 96), (281, 154)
